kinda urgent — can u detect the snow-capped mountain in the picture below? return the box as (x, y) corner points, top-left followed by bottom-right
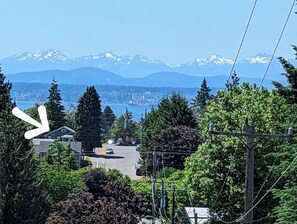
(242, 53), (271, 64)
(0, 49), (287, 81)
(193, 54), (234, 65)
(13, 49), (70, 63)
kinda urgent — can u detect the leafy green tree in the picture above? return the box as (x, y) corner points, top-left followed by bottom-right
(45, 191), (142, 224)
(46, 168), (144, 223)
(0, 70), (49, 223)
(110, 108), (139, 145)
(273, 45), (297, 104)
(141, 93), (196, 155)
(192, 78), (212, 110)
(75, 86), (102, 152)
(65, 111), (77, 130)
(225, 71), (240, 91)
(184, 83), (294, 223)
(25, 103), (39, 121)
(272, 142), (297, 223)
(145, 125), (203, 171)
(101, 105), (116, 141)
(37, 164), (88, 205)
(45, 141), (78, 170)
(45, 79), (66, 130)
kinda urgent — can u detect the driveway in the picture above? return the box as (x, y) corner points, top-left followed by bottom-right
(89, 143), (142, 180)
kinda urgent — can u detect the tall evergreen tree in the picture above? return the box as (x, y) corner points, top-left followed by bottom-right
(75, 86), (102, 152)
(0, 70), (49, 223)
(192, 78), (212, 110)
(141, 92), (197, 163)
(45, 79), (66, 130)
(101, 105), (116, 141)
(110, 108), (138, 145)
(225, 71), (240, 91)
(273, 45), (297, 104)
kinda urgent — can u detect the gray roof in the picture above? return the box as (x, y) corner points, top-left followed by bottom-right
(44, 126), (76, 136)
(36, 140), (82, 154)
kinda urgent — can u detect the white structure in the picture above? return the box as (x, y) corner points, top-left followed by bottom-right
(185, 207), (209, 224)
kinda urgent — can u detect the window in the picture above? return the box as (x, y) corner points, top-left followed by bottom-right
(57, 136), (61, 140)
(61, 128), (66, 133)
(48, 136), (52, 139)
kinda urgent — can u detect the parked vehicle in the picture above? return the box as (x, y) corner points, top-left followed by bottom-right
(106, 148), (114, 154)
(135, 158), (143, 176)
(135, 144), (141, 151)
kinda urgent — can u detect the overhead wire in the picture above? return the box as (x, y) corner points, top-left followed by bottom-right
(216, 151), (297, 224)
(211, 2), (259, 221)
(217, 1), (296, 222)
(253, 156), (278, 202)
(225, 0), (258, 91)
(259, 0), (296, 88)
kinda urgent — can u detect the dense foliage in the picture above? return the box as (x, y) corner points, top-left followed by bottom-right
(75, 86), (102, 152)
(0, 70), (49, 223)
(141, 93), (196, 151)
(101, 105), (116, 141)
(45, 141), (78, 170)
(192, 78), (212, 110)
(225, 71), (240, 91)
(37, 164), (88, 205)
(45, 79), (66, 130)
(184, 83), (295, 223)
(146, 125), (203, 170)
(273, 45), (297, 104)
(46, 168), (144, 223)
(110, 108), (139, 145)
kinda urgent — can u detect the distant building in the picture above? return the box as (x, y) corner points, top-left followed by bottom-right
(43, 126), (76, 141)
(33, 126), (82, 166)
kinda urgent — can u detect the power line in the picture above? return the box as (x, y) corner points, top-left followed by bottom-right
(239, 152), (297, 222)
(225, 0), (258, 90)
(216, 151), (297, 224)
(259, 0), (296, 88)
(253, 156), (277, 202)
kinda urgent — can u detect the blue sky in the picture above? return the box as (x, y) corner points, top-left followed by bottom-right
(1, 0), (296, 64)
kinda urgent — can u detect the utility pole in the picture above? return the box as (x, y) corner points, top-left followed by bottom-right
(151, 149), (157, 223)
(171, 185), (175, 224)
(245, 125), (254, 223)
(209, 122), (293, 224)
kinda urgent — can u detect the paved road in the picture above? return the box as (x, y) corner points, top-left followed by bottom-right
(89, 144), (142, 180)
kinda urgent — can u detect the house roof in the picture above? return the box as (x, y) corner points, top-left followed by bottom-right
(44, 126), (76, 136)
(33, 138), (54, 146)
(36, 140), (82, 154)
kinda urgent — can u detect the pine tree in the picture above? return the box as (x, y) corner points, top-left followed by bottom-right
(101, 105), (116, 141)
(225, 71), (240, 91)
(75, 86), (102, 152)
(0, 70), (49, 223)
(110, 108), (138, 145)
(273, 45), (297, 104)
(192, 78), (212, 110)
(45, 79), (66, 130)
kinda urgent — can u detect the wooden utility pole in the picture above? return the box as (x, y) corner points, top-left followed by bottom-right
(245, 125), (254, 223)
(209, 122), (293, 224)
(151, 149), (157, 223)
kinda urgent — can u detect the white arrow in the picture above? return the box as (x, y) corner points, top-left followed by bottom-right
(12, 105), (50, 139)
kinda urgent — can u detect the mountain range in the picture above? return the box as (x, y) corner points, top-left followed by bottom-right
(0, 48), (294, 90)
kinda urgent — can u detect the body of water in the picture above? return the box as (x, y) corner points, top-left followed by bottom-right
(16, 101), (152, 122)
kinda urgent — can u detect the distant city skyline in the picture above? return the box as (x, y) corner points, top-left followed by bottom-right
(1, 0), (296, 64)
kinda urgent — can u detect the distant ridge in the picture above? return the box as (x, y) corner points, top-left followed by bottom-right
(6, 67), (277, 89)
